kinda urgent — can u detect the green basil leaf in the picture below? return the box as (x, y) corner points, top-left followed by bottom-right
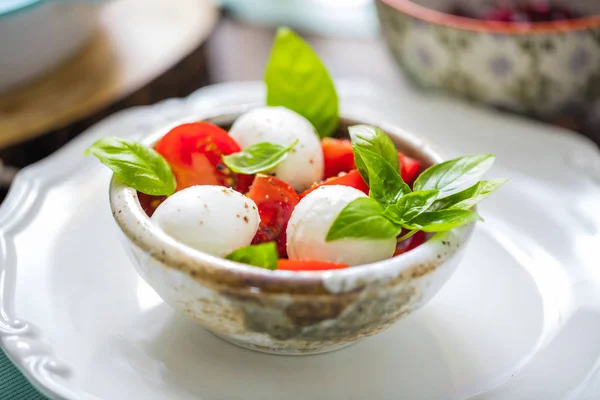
(410, 210), (480, 232)
(264, 27), (338, 137)
(85, 137), (176, 196)
(222, 140), (297, 174)
(326, 197), (401, 241)
(383, 190), (439, 224)
(413, 154), (495, 199)
(226, 242), (279, 270)
(349, 125), (399, 184)
(431, 179), (508, 211)
(354, 147), (410, 205)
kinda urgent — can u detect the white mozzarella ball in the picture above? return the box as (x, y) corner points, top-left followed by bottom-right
(286, 185), (396, 266)
(151, 185), (260, 257)
(229, 106), (324, 191)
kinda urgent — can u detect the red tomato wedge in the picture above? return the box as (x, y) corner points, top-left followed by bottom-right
(300, 169), (369, 199)
(321, 138), (355, 179)
(278, 259), (349, 271)
(398, 153), (421, 184)
(155, 122), (254, 193)
(247, 175), (300, 257)
(137, 192), (165, 217)
(320, 138), (421, 184)
(394, 230), (426, 256)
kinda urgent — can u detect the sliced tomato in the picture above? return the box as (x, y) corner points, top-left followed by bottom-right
(137, 192), (165, 217)
(155, 122), (254, 193)
(322, 136), (421, 185)
(398, 153), (421, 184)
(322, 138), (355, 179)
(278, 259), (349, 271)
(300, 169), (369, 199)
(394, 230), (426, 256)
(247, 174), (300, 257)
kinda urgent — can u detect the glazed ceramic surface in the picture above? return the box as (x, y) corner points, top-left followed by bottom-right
(377, 0), (600, 116)
(1, 81), (600, 399)
(0, 0), (100, 93)
(110, 109), (473, 355)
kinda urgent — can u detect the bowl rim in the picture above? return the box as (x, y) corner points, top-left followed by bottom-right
(378, 0), (600, 34)
(109, 104), (475, 294)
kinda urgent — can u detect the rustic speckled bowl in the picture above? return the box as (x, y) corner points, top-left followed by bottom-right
(109, 106), (475, 355)
(377, 0), (600, 117)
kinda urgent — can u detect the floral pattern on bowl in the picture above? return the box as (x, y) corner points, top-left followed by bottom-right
(376, 0), (600, 116)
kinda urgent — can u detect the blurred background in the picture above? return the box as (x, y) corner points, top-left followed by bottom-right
(1, 0), (600, 202)
(1, 1), (600, 398)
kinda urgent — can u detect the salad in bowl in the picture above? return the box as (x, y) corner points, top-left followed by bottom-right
(89, 28), (506, 354)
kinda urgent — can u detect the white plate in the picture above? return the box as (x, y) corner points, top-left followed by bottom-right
(1, 81), (600, 400)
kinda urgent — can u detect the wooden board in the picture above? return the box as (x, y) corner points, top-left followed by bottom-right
(0, 0), (218, 150)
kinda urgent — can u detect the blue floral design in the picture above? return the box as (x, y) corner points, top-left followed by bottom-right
(570, 47), (590, 73)
(416, 45), (432, 66)
(489, 56), (512, 77)
(411, 18), (427, 29)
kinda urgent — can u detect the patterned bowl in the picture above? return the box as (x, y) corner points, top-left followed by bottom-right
(109, 106), (475, 355)
(376, 0), (600, 116)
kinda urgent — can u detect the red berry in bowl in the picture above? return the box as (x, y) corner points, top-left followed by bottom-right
(449, 0), (581, 22)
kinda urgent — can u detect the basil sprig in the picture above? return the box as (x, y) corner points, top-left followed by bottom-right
(326, 198), (401, 241)
(409, 210), (481, 232)
(226, 242), (279, 270)
(349, 125), (399, 183)
(264, 27), (338, 138)
(85, 137), (176, 196)
(429, 179), (508, 211)
(383, 190), (439, 224)
(413, 154), (495, 198)
(222, 140), (298, 174)
(326, 125), (506, 242)
(354, 146), (410, 205)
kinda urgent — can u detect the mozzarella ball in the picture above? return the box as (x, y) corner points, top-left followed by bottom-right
(286, 186), (396, 266)
(151, 186), (260, 257)
(229, 106), (324, 191)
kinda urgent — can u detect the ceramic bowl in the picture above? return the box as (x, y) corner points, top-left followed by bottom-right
(109, 106), (475, 355)
(0, 0), (100, 93)
(376, 0), (600, 116)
